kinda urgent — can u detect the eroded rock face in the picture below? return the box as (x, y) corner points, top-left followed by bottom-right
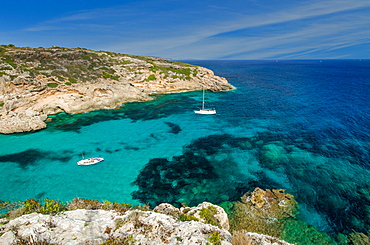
(0, 46), (234, 134)
(0, 208), (232, 245)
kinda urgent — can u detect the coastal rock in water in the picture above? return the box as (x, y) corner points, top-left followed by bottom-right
(230, 188), (298, 238)
(0, 46), (234, 134)
(240, 187), (298, 220)
(0, 208), (232, 245)
(0, 109), (47, 134)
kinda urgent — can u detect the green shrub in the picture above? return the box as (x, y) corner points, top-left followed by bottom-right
(65, 82), (72, 85)
(0, 66), (12, 70)
(200, 206), (219, 228)
(102, 72), (119, 81)
(146, 74), (156, 81)
(100, 67), (116, 74)
(0, 102), (4, 107)
(23, 199), (40, 213)
(38, 199), (65, 214)
(81, 54), (90, 60)
(102, 72), (111, 78)
(68, 77), (77, 83)
(178, 213), (199, 222)
(56, 75), (64, 81)
(23, 198), (66, 215)
(208, 231), (221, 245)
(4, 58), (17, 68)
(47, 82), (58, 88)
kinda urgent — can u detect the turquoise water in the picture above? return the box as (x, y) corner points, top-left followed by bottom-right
(1, 60), (370, 236)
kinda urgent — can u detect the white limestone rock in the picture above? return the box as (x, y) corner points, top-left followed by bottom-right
(153, 203), (181, 217)
(181, 202), (230, 231)
(0, 208), (232, 245)
(243, 232), (294, 245)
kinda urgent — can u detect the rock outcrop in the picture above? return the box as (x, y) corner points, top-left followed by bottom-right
(0, 45), (234, 134)
(0, 203), (232, 245)
(229, 187), (298, 239)
(0, 197), (297, 245)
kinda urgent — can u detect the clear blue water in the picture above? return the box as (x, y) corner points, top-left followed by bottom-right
(1, 60), (369, 236)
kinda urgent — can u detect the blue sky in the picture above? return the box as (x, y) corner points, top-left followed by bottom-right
(1, 0), (370, 59)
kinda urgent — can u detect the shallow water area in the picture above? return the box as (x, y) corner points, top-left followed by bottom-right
(1, 60), (370, 239)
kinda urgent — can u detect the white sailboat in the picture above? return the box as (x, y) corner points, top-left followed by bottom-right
(77, 152), (104, 166)
(194, 88), (216, 115)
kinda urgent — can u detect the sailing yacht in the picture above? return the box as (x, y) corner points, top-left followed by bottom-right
(194, 88), (216, 115)
(77, 152), (104, 166)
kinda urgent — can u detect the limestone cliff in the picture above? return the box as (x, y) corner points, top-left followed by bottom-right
(0, 45), (234, 134)
(0, 201), (292, 245)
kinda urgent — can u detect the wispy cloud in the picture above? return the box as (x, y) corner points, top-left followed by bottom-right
(147, 0), (370, 59)
(12, 0), (370, 59)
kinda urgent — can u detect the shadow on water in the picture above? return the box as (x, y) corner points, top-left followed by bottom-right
(132, 134), (278, 208)
(0, 149), (73, 169)
(46, 94), (197, 133)
(164, 122), (182, 134)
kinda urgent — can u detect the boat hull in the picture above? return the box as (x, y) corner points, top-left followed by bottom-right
(194, 109), (216, 115)
(77, 157), (104, 166)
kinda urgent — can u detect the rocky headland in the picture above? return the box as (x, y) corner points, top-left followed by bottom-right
(0, 45), (234, 134)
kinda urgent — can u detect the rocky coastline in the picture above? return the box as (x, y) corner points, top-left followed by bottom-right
(0, 189), (294, 245)
(2, 188), (368, 244)
(0, 45), (234, 134)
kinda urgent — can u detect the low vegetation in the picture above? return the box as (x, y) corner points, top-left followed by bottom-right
(0, 44), (200, 86)
(199, 206), (220, 228)
(0, 198), (137, 220)
(1, 197), (370, 245)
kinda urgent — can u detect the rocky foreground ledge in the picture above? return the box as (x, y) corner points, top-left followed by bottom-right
(0, 201), (292, 245)
(0, 45), (234, 134)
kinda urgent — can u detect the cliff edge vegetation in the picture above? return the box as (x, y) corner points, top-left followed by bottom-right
(0, 44), (234, 134)
(2, 188), (368, 244)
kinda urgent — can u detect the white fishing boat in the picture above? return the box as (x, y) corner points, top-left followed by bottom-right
(77, 152), (104, 166)
(194, 88), (216, 115)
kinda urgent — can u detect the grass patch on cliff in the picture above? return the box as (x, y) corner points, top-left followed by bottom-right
(4, 57), (17, 68)
(102, 71), (120, 81)
(47, 82), (59, 88)
(145, 74), (156, 81)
